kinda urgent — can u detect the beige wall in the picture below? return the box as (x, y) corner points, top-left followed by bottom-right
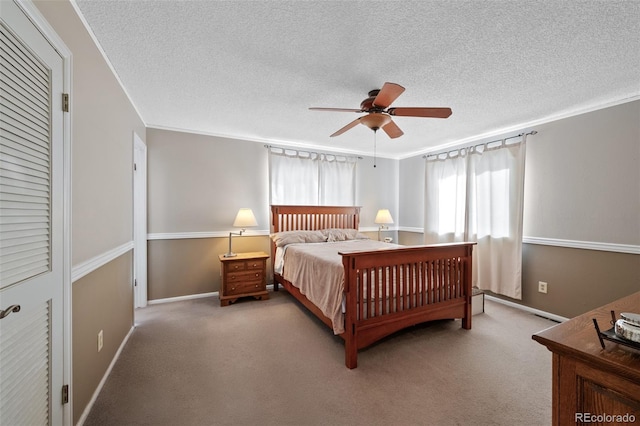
(516, 100), (640, 315)
(355, 155), (399, 226)
(519, 244), (638, 318)
(34, 1), (145, 423)
(146, 128), (399, 301)
(398, 155), (425, 229)
(147, 128), (269, 233)
(398, 100), (640, 317)
(523, 100), (639, 245)
(72, 253), (133, 423)
(35, 0), (145, 265)
(148, 236), (271, 300)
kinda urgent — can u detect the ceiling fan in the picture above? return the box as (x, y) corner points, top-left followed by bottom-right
(309, 82), (452, 139)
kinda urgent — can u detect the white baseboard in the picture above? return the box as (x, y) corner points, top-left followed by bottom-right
(76, 325), (135, 426)
(484, 294), (569, 323)
(147, 291), (219, 305)
(147, 284), (278, 305)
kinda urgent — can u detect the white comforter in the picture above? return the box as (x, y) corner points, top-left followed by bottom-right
(279, 239), (399, 334)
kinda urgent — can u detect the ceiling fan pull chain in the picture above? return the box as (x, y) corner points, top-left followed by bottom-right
(373, 129), (377, 168)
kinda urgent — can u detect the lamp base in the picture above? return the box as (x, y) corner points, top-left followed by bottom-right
(223, 252), (237, 258)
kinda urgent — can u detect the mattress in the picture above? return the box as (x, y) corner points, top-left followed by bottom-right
(277, 239), (400, 334)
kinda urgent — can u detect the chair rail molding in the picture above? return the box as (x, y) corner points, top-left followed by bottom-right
(71, 241), (134, 282)
(522, 237), (639, 255)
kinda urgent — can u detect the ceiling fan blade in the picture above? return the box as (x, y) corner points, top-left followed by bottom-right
(382, 119), (404, 139)
(388, 107), (452, 118)
(372, 82), (405, 108)
(309, 107), (363, 113)
(330, 117), (362, 137)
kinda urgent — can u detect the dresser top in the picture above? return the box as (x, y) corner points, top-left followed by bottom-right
(532, 291), (640, 380)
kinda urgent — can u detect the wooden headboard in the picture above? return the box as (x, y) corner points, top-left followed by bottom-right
(271, 205), (361, 233)
(270, 205), (361, 278)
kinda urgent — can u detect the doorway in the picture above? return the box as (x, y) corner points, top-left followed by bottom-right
(133, 132), (147, 309)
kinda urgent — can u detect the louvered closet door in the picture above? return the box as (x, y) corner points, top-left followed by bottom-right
(0, 1), (65, 425)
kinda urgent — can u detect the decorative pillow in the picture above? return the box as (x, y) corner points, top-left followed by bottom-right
(270, 230), (327, 247)
(321, 228), (369, 242)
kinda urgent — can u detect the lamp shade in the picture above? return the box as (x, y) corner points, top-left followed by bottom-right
(374, 209), (394, 224)
(232, 208), (258, 228)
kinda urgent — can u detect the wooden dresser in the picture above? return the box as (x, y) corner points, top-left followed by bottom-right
(532, 292), (640, 425)
(218, 252), (269, 306)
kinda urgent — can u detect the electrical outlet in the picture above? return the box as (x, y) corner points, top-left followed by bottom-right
(97, 330), (103, 352)
(538, 281), (548, 294)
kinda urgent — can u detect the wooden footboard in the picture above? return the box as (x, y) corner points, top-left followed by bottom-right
(340, 243), (474, 368)
(270, 205), (474, 368)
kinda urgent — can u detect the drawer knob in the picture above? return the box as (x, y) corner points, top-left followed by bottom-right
(231, 287), (235, 291)
(252, 263), (257, 267)
(255, 273), (259, 277)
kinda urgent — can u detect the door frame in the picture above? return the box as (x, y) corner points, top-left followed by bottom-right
(15, 1), (73, 424)
(133, 132), (147, 308)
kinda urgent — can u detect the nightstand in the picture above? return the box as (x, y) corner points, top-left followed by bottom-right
(218, 251), (269, 306)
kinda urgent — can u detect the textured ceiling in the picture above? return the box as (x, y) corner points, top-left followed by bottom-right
(73, 0), (640, 158)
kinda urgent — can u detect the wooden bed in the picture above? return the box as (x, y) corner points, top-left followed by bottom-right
(270, 205), (474, 368)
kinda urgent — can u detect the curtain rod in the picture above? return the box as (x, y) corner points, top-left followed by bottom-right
(423, 130), (538, 159)
(264, 144), (363, 160)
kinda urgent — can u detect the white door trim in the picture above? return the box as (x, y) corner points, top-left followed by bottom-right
(13, 1), (73, 424)
(133, 133), (147, 308)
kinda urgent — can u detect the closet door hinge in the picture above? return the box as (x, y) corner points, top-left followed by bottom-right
(62, 93), (69, 112)
(62, 384), (69, 404)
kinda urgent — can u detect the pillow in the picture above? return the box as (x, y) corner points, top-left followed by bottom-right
(270, 230), (327, 247)
(321, 228), (369, 242)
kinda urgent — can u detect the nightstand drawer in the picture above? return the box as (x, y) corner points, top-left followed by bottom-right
(227, 270), (264, 285)
(227, 261), (247, 272)
(226, 259), (264, 272)
(246, 259), (264, 270)
(226, 278), (265, 296)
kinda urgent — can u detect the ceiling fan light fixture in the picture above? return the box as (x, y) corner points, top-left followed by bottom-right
(310, 82), (452, 138)
(360, 113), (391, 131)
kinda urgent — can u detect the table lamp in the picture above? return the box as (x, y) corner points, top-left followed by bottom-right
(374, 209), (394, 241)
(224, 208), (258, 257)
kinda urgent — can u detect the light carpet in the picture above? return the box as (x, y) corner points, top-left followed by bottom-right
(84, 290), (557, 426)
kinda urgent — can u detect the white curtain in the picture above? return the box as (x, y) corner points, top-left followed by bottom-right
(269, 148), (356, 206)
(424, 151), (468, 244)
(319, 155), (356, 205)
(269, 150), (318, 205)
(424, 137), (527, 299)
